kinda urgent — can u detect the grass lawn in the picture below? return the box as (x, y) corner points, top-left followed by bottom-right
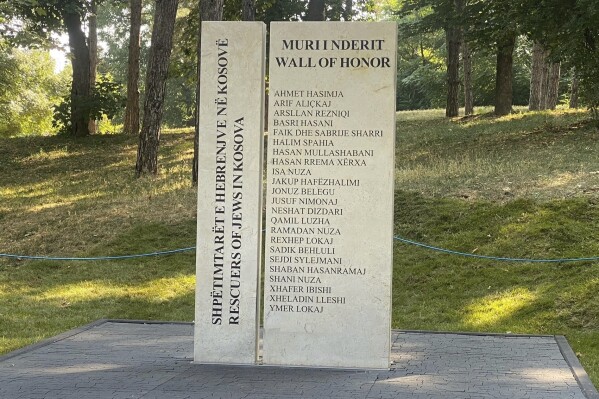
(2, 108), (599, 383)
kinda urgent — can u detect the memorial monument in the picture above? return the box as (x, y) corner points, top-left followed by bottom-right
(195, 21), (397, 369)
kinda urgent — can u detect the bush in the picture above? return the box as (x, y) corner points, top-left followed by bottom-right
(53, 74), (126, 135)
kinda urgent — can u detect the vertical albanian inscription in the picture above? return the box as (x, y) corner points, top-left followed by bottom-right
(210, 41), (246, 326)
(195, 22), (265, 366)
(263, 22), (397, 369)
(211, 39), (228, 325)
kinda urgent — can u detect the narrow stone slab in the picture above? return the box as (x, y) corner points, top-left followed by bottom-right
(263, 21), (398, 369)
(195, 21), (266, 365)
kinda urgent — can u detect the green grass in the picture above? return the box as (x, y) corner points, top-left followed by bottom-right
(393, 107), (599, 381)
(0, 130), (197, 352)
(2, 110), (599, 384)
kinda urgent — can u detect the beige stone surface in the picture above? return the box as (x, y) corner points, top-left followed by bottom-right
(194, 21), (266, 365)
(263, 21), (398, 369)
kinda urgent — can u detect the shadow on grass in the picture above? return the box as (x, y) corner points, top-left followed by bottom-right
(1, 218), (196, 274)
(0, 219), (197, 355)
(397, 109), (598, 163)
(0, 292), (195, 355)
(392, 189), (599, 382)
(0, 132), (194, 196)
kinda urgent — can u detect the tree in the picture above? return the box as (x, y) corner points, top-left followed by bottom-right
(538, 50), (549, 109)
(0, 45), (69, 137)
(398, 0), (461, 116)
(545, 61), (560, 110)
(528, 42), (544, 111)
(462, 40), (473, 115)
(465, 0), (519, 116)
(242, 0), (255, 21)
(192, 0), (224, 184)
(6, 0), (94, 136)
(135, 0), (179, 176)
(342, 0), (352, 21)
(462, 0), (519, 116)
(88, 0), (98, 134)
(493, 32), (516, 116)
(518, 0), (599, 113)
(64, 4), (92, 135)
(305, 0), (325, 21)
(445, 0), (462, 117)
(124, 0), (142, 135)
(569, 68), (579, 109)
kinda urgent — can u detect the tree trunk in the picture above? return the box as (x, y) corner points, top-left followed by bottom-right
(445, 25), (461, 117)
(494, 33), (516, 116)
(192, 0), (224, 185)
(124, 0), (142, 136)
(570, 68), (579, 109)
(343, 0), (352, 21)
(135, 0), (179, 176)
(529, 42), (544, 111)
(305, 0), (325, 21)
(88, 0), (98, 134)
(539, 51), (550, 110)
(64, 11), (91, 137)
(463, 40), (473, 115)
(242, 0), (255, 21)
(546, 61), (561, 110)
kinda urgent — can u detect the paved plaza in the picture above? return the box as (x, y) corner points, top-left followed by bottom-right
(0, 320), (597, 399)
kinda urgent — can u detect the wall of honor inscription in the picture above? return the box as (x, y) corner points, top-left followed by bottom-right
(262, 22), (397, 369)
(194, 22), (266, 365)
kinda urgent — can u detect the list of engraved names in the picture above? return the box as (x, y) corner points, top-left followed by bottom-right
(267, 88), (383, 314)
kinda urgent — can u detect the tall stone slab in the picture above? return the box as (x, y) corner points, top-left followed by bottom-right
(263, 22), (398, 369)
(195, 22), (266, 365)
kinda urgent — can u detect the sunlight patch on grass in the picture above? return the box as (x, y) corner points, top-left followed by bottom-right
(464, 287), (537, 328)
(105, 159), (135, 169)
(0, 283), (32, 299)
(147, 179), (192, 196)
(163, 127), (194, 134)
(498, 209), (550, 235)
(538, 172), (578, 189)
(533, 172), (598, 194)
(27, 201), (74, 213)
(0, 337), (32, 354)
(25, 192), (105, 213)
(22, 147), (81, 163)
(36, 275), (195, 304)
(0, 181), (56, 199)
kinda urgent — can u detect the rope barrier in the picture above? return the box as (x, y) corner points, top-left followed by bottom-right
(393, 236), (599, 263)
(0, 247), (195, 261)
(1, 236), (598, 263)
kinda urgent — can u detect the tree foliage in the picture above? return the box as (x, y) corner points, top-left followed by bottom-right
(396, 0), (599, 114)
(0, 44), (69, 137)
(0, 0), (95, 47)
(53, 74), (125, 134)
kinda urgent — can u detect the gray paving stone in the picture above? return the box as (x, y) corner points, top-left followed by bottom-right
(0, 321), (596, 399)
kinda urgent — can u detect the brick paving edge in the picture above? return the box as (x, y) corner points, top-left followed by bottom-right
(0, 318), (109, 363)
(397, 329), (554, 338)
(0, 319), (192, 364)
(556, 335), (599, 399)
